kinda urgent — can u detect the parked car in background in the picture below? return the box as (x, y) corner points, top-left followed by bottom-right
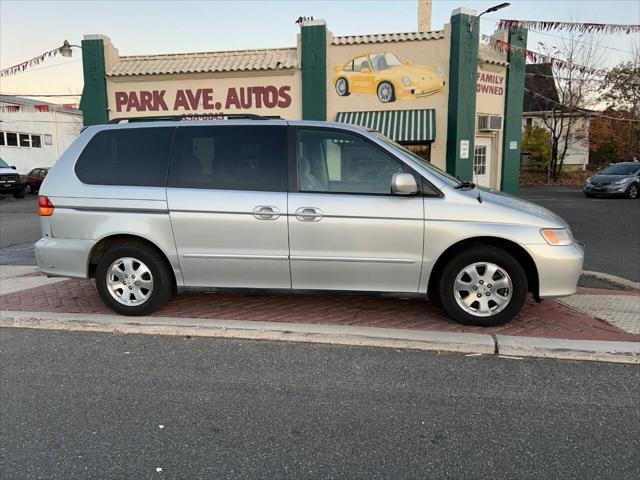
(23, 167), (50, 194)
(36, 118), (583, 327)
(584, 162), (640, 199)
(0, 157), (26, 198)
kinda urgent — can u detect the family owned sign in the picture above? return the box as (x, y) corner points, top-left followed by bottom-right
(113, 86), (293, 112)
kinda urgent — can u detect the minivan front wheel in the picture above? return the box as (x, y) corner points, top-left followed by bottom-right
(95, 244), (172, 316)
(438, 246), (528, 327)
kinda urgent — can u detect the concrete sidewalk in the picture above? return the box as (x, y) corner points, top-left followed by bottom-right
(1, 266), (638, 363)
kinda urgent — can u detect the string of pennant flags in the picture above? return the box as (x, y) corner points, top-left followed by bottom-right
(481, 34), (609, 77)
(0, 46), (64, 78)
(0, 104), (78, 113)
(497, 19), (640, 35)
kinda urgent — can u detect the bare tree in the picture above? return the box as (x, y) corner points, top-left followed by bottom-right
(527, 32), (605, 180)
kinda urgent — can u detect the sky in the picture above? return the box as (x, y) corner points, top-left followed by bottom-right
(0, 0), (638, 103)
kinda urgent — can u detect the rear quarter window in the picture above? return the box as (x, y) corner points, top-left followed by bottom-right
(75, 127), (174, 186)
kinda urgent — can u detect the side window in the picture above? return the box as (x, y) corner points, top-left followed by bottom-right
(297, 129), (414, 195)
(75, 127), (174, 187)
(168, 125), (287, 192)
(343, 60), (354, 72)
(353, 56), (371, 72)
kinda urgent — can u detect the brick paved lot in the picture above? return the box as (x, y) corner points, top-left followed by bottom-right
(1, 278), (638, 342)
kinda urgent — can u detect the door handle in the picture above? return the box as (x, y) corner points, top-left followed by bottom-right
(295, 207), (323, 222)
(252, 205), (280, 220)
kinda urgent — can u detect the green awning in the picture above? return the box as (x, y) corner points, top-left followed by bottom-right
(336, 109), (436, 142)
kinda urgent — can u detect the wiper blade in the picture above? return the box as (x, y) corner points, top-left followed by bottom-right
(454, 180), (476, 189)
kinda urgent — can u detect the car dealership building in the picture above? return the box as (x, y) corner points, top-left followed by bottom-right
(79, 5), (527, 193)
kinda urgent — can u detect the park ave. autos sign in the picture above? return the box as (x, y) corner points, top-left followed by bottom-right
(113, 86), (293, 113)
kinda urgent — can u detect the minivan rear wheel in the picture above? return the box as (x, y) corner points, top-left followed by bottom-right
(438, 246), (528, 327)
(95, 244), (172, 316)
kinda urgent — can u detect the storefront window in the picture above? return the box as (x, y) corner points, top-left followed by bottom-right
(19, 134), (30, 147)
(6, 132), (18, 147)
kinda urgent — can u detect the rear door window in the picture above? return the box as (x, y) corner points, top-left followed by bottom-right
(168, 125), (287, 192)
(75, 127), (174, 186)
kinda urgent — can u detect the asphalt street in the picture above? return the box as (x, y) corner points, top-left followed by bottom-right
(520, 186), (640, 281)
(0, 195), (39, 265)
(1, 187), (639, 280)
(1, 328), (638, 479)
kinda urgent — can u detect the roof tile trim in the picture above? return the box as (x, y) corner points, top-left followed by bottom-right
(107, 47), (299, 77)
(331, 30), (445, 45)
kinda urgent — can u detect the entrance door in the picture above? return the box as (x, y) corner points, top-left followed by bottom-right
(473, 138), (492, 188)
(288, 127), (424, 293)
(167, 123), (291, 289)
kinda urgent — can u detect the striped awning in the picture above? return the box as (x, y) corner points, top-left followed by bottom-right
(336, 109), (436, 142)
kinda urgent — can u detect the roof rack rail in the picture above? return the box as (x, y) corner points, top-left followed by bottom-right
(108, 113), (274, 124)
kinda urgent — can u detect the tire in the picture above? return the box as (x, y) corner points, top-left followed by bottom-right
(626, 183), (639, 199)
(377, 81), (395, 103)
(438, 246), (528, 327)
(12, 188), (26, 199)
(95, 243), (173, 316)
(335, 77), (350, 96)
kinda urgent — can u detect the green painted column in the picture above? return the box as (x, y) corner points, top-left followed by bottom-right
(445, 8), (479, 181)
(300, 21), (327, 121)
(79, 37), (109, 126)
(501, 28), (528, 195)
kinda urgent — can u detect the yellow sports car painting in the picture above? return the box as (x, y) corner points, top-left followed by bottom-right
(333, 52), (445, 103)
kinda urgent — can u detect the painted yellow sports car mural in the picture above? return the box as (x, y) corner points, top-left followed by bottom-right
(333, 52), (445, 103)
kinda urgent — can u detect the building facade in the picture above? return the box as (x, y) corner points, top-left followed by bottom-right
(0, 96), (83, 175)
(79, 8), (527, 193)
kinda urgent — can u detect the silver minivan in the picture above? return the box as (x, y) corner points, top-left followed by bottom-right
(35, 118), (583, 326)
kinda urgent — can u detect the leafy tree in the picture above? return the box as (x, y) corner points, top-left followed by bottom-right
(599, 59), (640, 161)
(522, 124), (551, 170)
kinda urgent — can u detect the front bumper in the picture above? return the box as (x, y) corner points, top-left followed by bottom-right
(0, 181), (26, 193)
(526, 241), (584, 298)
(398, 82), (445, 99)
(35, 237), (95, 278)
(583, 183), (629, 196)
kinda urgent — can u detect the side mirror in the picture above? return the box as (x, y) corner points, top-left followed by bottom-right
(404, 60), (412, 66)
(361, 67), (371, 74)
(392, 173), (418, 195)
(10, 166), (16, 170)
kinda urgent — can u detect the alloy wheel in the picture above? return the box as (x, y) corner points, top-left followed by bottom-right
(453, 262), (512, 317)
(377, 82), (393, 103)
(106, 256), (154, 306)
(336, 78), (348, 96)
(629, 185), (638, 199)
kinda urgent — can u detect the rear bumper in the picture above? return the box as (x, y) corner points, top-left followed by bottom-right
(526, 241), (584, 298)
(35, 237), (94, 279)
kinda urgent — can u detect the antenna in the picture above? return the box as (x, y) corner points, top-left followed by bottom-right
(473, 166), (483, 204)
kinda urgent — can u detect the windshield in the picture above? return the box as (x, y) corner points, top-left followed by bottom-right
(372, 132), (462, 187)
(600, 164), (640, 176)
(370, 53), (403, 71)
(0, 158), (9, 169)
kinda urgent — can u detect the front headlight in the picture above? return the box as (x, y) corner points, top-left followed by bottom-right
(540, 228), (573, 246)
(436, 67), (443, 76)
(401, 75), (411, 86)
(586, 177), (592, 184)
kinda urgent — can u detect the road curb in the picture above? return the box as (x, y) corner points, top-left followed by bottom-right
(581, 271), (640, 291)
(0, 310), (495, 355)
(496, 335), (639, 364)
(1, 310), (637, 364)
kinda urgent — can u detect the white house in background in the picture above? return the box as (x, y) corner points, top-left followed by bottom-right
(0, 95), (83, 175)
(522, 64), (591, 172)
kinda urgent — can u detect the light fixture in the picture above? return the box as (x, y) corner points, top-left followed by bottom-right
(59, 40), (81, 58)
(470, 3), (511, 32)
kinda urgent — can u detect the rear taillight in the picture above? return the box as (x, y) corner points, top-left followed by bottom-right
(38, 195), (54, 216)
